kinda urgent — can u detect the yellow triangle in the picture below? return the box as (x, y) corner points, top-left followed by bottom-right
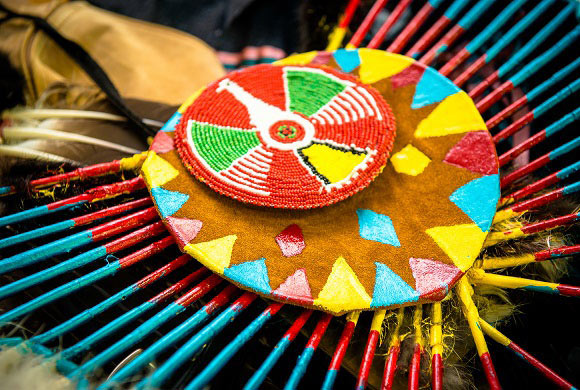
(141, 152), (178, 188)
(301, 143), (366, 184)
(184, 235), (237, 274)
(274, 51), (318, 66)
(357, 49), (414, 84)
(178, 86), (206, 113)
(314, 256), (372, 314)
(414, 92), (486, 138)
(425, 224), (487, 271)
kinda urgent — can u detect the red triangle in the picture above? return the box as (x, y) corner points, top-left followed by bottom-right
(273, 268), (313, 304)
(443, 131), (498, 175)
(275, 224), (305, 257)
(151, 131), (175, 154)
(390, 62), (426, 89)
(166, 217), (202, 248)
(409, 258), (462, 299)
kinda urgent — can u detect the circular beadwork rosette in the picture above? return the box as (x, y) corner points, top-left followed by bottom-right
(175, 64), (396, 209)
(143, 49), (500, 315)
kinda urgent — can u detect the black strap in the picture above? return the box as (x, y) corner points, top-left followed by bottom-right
(0, 3), (155, 138)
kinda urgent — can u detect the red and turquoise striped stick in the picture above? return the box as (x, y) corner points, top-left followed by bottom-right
(476, 28), (580, 113)
(480, 245), (580, 269)
(486, 213), (580, 247)
(100, 284), (238, 390)
(245, 309), (314, 390)
(140, 292), (257, 389)
(479, 320), (576, 389)
(498, 107), (580, 165)
(356, 309), (387, 390)
(387, 0), (444, 53)
(60, 269), (214, 363)
(367, 0), (413, 49)
(501, 160), (580, 204)
(0, 206), (158, 274)
(439, 0), (531, 76)
(28, 254), (193, 347)
(0, 220), (165, 306)
(0, 197), (151, 250)
(322, 311), (360, 390)
(284, 313), (333, 390)
(0, 176), (145, 227)
(346, 0), (389, 48)
(405, 0), (470, 58)
(469, 269), (580, 298)
(486, 58), (580, 130)
(69, 273), (223, 377)
(0, 153), (147, 196)
(500, 137), (580, 188)
(469, 5), (575, 99)
(418, 0), (496, 65)
(494, 181), (580, 222)
(493, 91), (580, 145)
(453, 0), (556, 86)
(0, 236), (173, 331)
(186, 302), (285, 390)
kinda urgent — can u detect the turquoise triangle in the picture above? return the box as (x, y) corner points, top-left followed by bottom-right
(356, 209), (400, 247)
(449, 174), (500, 232)
(224, 258), (271, 294)
(333, 49), (361, 72)
(151, 187), (189, 218)
(371, 262), (419, 307)
(411, 67), (460, 109)
(161, 111), (182, 132)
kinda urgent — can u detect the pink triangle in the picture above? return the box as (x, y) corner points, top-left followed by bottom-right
(409, 258), (462, 299)
(443, 131), (498, 175)
(311, 51), (333, 65)
(390, 63), (426, 89)
(151, 131), (175, 154)
(166, 216), (202, 248)
(275, 224), (305, 257)
(273, 268), (313, 304)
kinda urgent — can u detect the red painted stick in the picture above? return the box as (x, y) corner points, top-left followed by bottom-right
(381, 344), (400, 390)
(387, 2), (434, 53)
(454, 54), (488, 87)
(347, 0), (389, 48)
(493, 111), (534, 144)
(367, 0), (412, 49)
(486, 95), (529, 130)
(498, 130), (545, 166)
(476, 80), (515, 113)
(520, 213), (579, 235)
(406, 15), (452, 58)
(439, 47), (470, 76)
(339, 0), (361, 28)
(409, 343), (422, 390)
(469, 70), (499, 99)
(500, 155), (551, 188)
(357, 310), (386, 390)
(419, 24), (465, 65)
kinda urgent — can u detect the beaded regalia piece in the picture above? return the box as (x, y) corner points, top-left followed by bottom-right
(143, 50), (499, 315)
(1, 1), (579, 389)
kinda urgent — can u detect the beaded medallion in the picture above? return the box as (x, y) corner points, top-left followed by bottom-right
(142, 49), (500, 315)
(175, 64), (396, 208)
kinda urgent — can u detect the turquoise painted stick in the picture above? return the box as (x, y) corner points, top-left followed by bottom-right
(185, 302), (284, 390)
